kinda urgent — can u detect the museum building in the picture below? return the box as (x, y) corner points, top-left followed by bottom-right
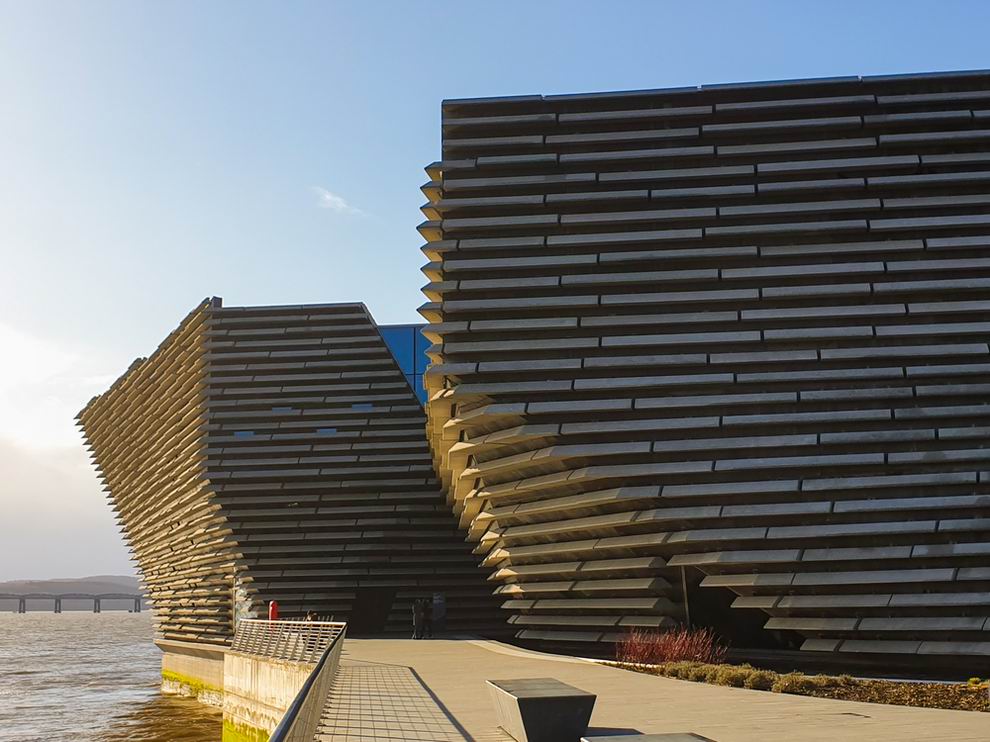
(81, 69), (990, 664)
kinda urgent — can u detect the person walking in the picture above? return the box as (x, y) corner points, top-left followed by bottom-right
(423, 597), (434, 639)
(412, 598), (425, 639)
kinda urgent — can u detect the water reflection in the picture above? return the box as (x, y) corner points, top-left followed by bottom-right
(100, 692), (222, 741)
(0, 612), (221, 742)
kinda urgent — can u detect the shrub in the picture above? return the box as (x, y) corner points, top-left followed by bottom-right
(665, 661), (696, 680)
(714, 664), (751, 687)
(772, 672), (812, 694)
(687, 663), (717, 682)
(651, 661), (778, 689)
(744, 669), (777, 691)
(808, 674), (838, 689)
(615, 626), (728, 666)
(772, 672), (838, 694)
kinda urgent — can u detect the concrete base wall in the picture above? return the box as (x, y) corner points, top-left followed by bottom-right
(222, 652), (313, 735)
(157, 639), (226, 707)
(157, 639), (314, 737)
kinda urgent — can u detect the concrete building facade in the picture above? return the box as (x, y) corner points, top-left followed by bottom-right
(418, 70), (990, 659)
(80, 69), (990, 668)
(78, 298), (502, 645)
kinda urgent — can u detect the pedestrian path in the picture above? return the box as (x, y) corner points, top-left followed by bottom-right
(314, 661), (503, 742)
(314, 638), (987, 742)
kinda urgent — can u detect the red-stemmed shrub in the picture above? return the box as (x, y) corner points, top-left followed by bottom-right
(615, 626), (728, 666)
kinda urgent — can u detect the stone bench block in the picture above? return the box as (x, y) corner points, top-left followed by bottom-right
(488, 678), (596, 742)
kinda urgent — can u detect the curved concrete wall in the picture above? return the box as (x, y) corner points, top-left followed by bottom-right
(79, 299), (234, 644)
(418, 70), (990, 658)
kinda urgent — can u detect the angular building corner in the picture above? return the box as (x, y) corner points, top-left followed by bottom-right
(78, 297), (505, 644)
(418, 70), (990, 661)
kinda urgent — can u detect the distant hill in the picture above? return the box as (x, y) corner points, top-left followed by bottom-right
(0, 574), (141, 594)
(0, 575), (145, 612)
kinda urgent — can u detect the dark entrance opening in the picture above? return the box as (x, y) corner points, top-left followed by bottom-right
(681, 566), (797, 651)
(348, 587), (396, 635)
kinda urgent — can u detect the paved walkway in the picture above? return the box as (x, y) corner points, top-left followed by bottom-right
(315, 662), (468, 741)
(319, 638), (987, 742)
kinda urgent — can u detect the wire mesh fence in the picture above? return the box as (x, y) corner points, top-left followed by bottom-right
(231, 619), (346, 663)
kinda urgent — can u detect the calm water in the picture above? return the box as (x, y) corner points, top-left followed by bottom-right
(0, 612), (222, 742)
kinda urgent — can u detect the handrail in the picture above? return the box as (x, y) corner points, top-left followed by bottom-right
(231, 619), (345, 664)
(268, 623), (347, 742)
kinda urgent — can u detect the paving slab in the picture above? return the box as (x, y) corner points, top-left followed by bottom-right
(329, 638), (988, 742)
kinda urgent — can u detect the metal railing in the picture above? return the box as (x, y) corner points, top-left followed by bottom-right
(269, 623), (347, 742)
(231, 619), (346, 664)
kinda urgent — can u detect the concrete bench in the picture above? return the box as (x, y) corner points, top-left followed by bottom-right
(583, 735), (717, 741)
(487, 677), (597, 742)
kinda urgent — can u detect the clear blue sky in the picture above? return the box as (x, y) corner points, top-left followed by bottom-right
(1, 0), (987, 580)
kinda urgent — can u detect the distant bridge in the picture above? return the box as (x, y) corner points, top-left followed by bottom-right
(0, 593), (143, 613)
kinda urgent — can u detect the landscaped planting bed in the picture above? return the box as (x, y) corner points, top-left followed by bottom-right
(613, 628), (988, 712)
(617, 660), (989, 712)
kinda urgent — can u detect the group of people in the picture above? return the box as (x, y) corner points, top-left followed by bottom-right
(411, 597), (434, 639)
(290, 600), (436, 637)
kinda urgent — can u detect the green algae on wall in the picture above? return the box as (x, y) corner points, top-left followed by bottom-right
(222, 716), (270, 742)
(162, 669), (224, 707)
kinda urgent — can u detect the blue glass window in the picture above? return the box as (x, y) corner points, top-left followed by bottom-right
(316, 428), (337, 436)
(233, 431), (254, 439)
(380, 323), (430, 406)
(379, 326), (416, 373)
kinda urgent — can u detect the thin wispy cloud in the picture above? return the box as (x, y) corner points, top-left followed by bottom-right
(311, 186), (364, 215)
